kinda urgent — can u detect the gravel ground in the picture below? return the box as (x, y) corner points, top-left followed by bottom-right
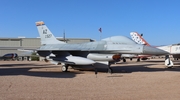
(1, 59), (180, 100)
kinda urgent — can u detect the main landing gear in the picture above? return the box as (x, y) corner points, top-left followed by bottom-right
(107, 67), (113, 74)
(137, 58), (140, 62)
(107, 62), (113, 74)
(123, 58), (126, 62)
(61, 62), (114, 75)
(93, 61), (114, 75)
(94, 66), (113, 75)
(61, 64), (69, 72)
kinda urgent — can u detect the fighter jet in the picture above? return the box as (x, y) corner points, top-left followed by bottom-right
(35, 21), (169, 73)
(0, 53), (18, 61)
(130, 32), (173, 68)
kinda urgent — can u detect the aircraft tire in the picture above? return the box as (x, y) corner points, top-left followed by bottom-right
(62, 65), (68, 72)
(130, 58), (132, 61)
(123, 59), (126, 62)
(137, 58), (140, 62)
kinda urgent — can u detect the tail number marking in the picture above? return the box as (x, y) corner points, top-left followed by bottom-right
(45, 34), (52, 38)
(43, 29), (47, 34)
(43, 29), (52, 38)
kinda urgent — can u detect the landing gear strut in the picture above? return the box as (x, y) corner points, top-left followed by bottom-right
(107, 68), (113, 74)
(165, 55), (173, 68)
(107, 62), (113, 74)
(95, 68), (98, 75)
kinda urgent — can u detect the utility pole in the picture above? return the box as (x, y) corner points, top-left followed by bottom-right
(63, 30), (66, 43)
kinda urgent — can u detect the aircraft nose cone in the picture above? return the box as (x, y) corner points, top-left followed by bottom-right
(143, 46), (169, 55)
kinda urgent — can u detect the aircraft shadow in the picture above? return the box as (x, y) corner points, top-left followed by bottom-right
(0, 63), (84, 78)
(0, 63), (53, 67)
(1, 61), (180, 77)
(140, 60), (165, 62)
(111, 64), (180, 73)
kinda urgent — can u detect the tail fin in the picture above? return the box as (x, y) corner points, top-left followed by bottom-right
(36, 21), (66, 45)
(130, 32), (150, 46)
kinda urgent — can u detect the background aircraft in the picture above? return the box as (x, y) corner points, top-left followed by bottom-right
(130, 32), (174, 67)
(35, 21), (169, 73)
(0, 53), (18, 61)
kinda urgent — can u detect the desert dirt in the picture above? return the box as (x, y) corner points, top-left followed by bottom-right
(1, 59), (180, 100)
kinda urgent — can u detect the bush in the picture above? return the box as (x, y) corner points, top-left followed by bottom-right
(31, 52), (39, 61)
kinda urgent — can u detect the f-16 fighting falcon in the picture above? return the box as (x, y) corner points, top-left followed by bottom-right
(35, 21), (169, 73)
(130, 32), (174, 68)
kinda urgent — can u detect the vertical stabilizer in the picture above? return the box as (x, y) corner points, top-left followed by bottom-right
(36, 21), (66, 45)
(130, 32), (150, 46)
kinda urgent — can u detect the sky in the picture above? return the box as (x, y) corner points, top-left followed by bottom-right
(0, 0), (180, 45)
